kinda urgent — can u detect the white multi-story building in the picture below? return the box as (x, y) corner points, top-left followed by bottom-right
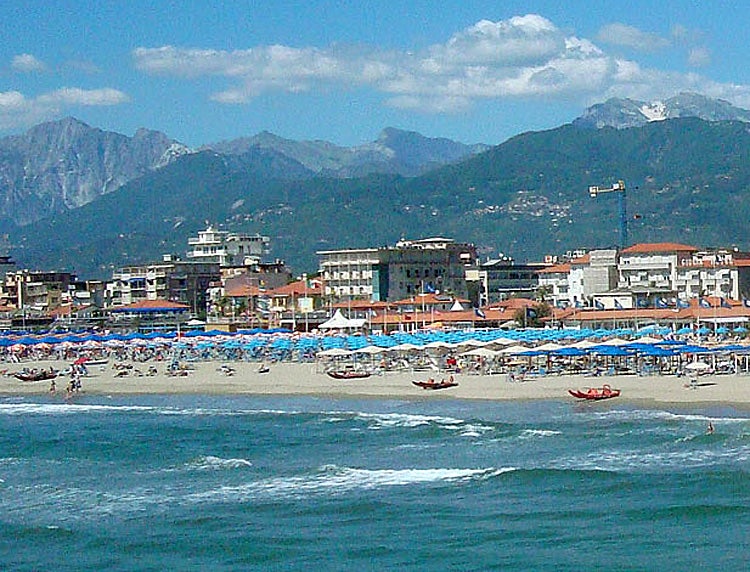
(541, 243), (750, 308)
(186, 225), (269, 267)
(617, 242), (697, 292)
(318, 238), (477, 303)
(537, 250), (618, 307)
(107, 258), (219, 313)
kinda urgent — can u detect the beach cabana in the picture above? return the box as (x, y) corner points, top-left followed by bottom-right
(318, 309), (367, 331)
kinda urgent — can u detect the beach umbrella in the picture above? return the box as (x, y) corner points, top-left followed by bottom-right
(733, 326), (749, 333)
(461, 347), (499, 357)
(535, 342), (564, 352)
(598, 338), (630, 346)
(317, 347), (353, 357)
(497, 345), (530, 355)
(550, 347), (588, 357)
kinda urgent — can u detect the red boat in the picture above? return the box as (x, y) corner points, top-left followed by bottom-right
(327, 370), (371, 380)
(412, 378), (459, 390)
(568, 384), (620, 400)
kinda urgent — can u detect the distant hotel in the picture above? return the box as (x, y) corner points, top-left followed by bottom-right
(317, 237), (477, 303)
(186, 225), (269, 266)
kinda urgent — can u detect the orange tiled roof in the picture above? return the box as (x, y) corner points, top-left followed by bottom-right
(113, 299), (190, 311)
(393, 293), (469, 306)
(267, 280), (322, 297)
(570, 254), (591, 265)
(225, 284), (266, 297)
(621, 242), (698, 254)
(537, 263), (571, 274)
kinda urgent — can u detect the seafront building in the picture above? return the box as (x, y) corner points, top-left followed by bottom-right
(317, 237), (477, 303)
(106, 257), (220, 314)
(186, 225), (269, 267)
(472, 257), (549, 305)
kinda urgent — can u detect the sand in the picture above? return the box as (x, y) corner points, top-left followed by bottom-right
(1, 358), (749, 406)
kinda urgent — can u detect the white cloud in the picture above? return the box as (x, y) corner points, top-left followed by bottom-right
(688, 47), (711, 68)
(596, 23), (670, 52)
(0, 88), (129, 130)
(11, 53), (47, 73)
(131, 14), (748, 114)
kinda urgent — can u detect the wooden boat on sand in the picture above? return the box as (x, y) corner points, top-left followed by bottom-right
(412, 378), (459, 390)
(327, 370), (371, 380)
(568, 384), (620, 400)
(14, 369), (58, 383)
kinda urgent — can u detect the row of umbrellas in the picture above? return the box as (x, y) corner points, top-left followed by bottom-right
(0, 324), (745, 356)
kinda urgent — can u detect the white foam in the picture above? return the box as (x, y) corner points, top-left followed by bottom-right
(354, 411), (464, 429)
(520, 429), (562, 439)
(586, 408), (750, 424)
(188, 465), (516, 502)
(554, 445), (750, 472)
(184, 455), (253, 471)
(0, 403), (156, 416)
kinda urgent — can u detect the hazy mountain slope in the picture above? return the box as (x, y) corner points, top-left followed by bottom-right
(205, 127), (490, 177)
(0, 117), (190, 225)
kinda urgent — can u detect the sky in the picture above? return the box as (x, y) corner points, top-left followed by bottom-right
(2, 0), (750, 147)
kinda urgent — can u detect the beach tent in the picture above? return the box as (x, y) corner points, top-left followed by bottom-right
(318, 309), (367, 331)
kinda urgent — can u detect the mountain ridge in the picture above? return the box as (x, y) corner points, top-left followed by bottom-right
(12, 116), (750, 279)
(573, 92), (750, 129)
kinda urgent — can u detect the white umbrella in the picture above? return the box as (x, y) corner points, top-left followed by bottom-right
(354, 345), (388, 354)
(599, 337), (630, 346)
(499, 345), (531, 355)
(317, 348), (353, 357)
(461, 347), (499, 357)
(685, 361), (711, 371)
(535, 342), (564, 352)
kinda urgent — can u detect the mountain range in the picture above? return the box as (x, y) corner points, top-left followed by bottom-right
(6, 92), (750, 279)
(573, 92), (750, 129)
(0, 118), (489, 228)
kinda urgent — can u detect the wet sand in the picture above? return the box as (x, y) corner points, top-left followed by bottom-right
(0, 359), (747, 406)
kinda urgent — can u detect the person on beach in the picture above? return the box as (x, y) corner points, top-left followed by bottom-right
(49, 379), (56, 394)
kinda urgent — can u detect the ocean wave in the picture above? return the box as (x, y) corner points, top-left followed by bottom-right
(585, 408), (750, 424)
(0, 403), (156, 416)
(519, 429), (562, 439)
(187, 465), (516, 502)
(553, 445), (750, 472)
(183, 455), (253, 471)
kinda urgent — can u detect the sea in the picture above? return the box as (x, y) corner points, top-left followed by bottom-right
(1, 393), (749, 571)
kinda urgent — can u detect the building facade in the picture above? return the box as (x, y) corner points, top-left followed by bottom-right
(186, 225), (270, 267)
(107, 258), (220, 314)
(474, 257), (547, 305)
(318, 238), (477, 303)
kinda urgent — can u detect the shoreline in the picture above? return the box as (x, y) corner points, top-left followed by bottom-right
(1, 359), (749, 408)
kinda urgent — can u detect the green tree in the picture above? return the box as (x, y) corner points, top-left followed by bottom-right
(514, 301), (552, 328)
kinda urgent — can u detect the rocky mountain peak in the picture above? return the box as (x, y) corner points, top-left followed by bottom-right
(573, 92), (750, 129)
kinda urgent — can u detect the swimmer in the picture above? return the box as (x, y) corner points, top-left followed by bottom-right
(707, 421), (715, 434)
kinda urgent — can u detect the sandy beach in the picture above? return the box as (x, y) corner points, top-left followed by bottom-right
(1, 358), (748, 406)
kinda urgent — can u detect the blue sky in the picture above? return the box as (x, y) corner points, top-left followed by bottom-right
(1, 0), (748, 147)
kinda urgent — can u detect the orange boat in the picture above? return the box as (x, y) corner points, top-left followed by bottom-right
(568, 384), (620, 400)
